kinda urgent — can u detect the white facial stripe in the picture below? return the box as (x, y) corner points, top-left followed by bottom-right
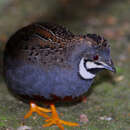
(86, 61), (104, 69)
(79, 58), (95, 80)
(99, 61), (109, 67)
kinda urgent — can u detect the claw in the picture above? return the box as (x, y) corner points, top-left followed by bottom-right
(24, 102), (79, 130)
(24, 102), (51, 119)
(42, 104), (79, 130)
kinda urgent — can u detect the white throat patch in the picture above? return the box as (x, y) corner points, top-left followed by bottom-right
(79, 58), (96, 79)
(86, 61), (104, 69)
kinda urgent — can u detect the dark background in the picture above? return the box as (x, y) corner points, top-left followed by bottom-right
(0, 0), (129, 129)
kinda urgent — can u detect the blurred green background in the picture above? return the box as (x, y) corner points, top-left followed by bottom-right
(0, 0), (130, 130)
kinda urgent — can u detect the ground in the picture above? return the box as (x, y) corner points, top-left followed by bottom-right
(0, 0), (130, 130)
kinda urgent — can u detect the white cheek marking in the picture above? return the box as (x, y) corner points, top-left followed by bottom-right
(79, 58), (95, 79)
(86, 61), (104, 69)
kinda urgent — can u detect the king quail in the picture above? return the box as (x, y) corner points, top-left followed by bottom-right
(3, 23), (116, 130)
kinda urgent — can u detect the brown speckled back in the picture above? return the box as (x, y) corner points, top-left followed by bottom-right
(5, 23), (109, 69)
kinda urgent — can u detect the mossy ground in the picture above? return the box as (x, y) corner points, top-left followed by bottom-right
(0, 0), (130, 129)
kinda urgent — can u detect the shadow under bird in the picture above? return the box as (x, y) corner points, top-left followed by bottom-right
(3, 23), (116, 130)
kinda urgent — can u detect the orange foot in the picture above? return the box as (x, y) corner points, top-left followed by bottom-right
(43, 104), (79, 130)
(24, 102), (51, 119)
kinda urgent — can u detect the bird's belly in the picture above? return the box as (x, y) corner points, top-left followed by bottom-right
(5, 64), (93, 100)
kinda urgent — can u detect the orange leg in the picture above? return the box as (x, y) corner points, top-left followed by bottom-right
(24, 102), (51, 119)
(43, 104), (79, 130)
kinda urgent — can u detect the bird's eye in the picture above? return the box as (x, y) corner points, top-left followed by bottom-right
(93, 55), (99, 60)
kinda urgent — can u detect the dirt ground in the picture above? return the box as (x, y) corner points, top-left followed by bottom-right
(0, 0), (130, 130)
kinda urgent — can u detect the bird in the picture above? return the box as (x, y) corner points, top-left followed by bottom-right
(3, 22), (116, 130)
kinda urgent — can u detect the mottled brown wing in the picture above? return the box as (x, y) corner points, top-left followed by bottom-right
(5, 23), (75, 68)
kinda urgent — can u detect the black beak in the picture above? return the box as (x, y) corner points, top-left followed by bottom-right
(103, 64), (116, 72)
(102, 60), (116, 73)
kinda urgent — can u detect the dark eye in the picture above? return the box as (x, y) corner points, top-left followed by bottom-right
(93, 55), (99, 60)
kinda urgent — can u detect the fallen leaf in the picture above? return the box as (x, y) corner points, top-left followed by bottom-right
(80, 114), (89, 123)
(115, 75), (124, 82)
(99, 116), (112, 121)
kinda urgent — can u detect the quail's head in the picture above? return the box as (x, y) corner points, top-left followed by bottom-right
(75, 33), (116, 80)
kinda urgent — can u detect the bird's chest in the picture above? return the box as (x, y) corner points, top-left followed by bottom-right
(5, 63), (93, 100)
(49, 67), (93, 99)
